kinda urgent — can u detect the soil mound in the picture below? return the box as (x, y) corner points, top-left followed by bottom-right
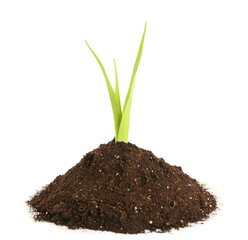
(28, 139), (216, 234)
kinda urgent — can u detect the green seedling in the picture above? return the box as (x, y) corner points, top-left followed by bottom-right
(86, 23), (147, 143)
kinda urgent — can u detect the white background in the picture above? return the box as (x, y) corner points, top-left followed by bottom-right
(0, 0), (248, 239)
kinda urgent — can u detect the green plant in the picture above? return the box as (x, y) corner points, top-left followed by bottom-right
(86, 23), (147, 143)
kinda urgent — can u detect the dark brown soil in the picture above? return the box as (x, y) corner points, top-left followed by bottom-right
(27, 139), (216, 234)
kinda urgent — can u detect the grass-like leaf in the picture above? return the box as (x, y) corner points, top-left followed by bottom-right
(118, 23), (147, 142)
(86, 22), (147, 143)
(85, 41), (122, 141)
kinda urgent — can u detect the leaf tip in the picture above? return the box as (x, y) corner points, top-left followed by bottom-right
(85, 40), (93, 52)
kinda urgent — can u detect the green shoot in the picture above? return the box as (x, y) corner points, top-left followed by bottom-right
(86, 22), (147, 143)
